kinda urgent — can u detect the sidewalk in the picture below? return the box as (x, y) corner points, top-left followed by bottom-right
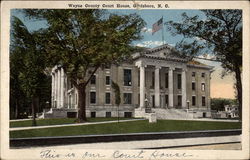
(17, 135), (241, 150)
(173, 142), (241, 150)
(10, 119), (144, 131)
(183, 118), (240, 122)
(10, 119), (33, 122)
(10, 118), (239, 131)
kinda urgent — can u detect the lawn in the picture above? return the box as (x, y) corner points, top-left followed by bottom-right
(10, 119), (241, 138)
(10, 117), (132, 128)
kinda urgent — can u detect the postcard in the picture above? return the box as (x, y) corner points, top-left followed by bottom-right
(1, 0), (249, 159)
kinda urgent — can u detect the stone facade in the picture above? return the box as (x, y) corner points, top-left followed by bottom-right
(50, 44), (213, 118)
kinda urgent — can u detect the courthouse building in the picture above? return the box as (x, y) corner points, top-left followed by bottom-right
(49, 44), (213, 119)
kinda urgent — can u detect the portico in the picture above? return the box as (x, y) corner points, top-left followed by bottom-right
(51, 65), (65, 108)
(135, 56), (187, 109)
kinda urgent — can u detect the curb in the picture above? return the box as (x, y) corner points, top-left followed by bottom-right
(10, 129), (241, 147)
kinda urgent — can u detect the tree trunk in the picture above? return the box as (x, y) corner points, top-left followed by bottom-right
(77, 85), (87, 123)
(15, 99), (19, 119)
(31, 96), (37, 126)
(117, 105), (119, 123)
(234, 66), (242, 121)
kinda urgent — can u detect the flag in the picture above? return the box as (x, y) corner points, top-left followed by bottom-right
(152, 17), (163, 35)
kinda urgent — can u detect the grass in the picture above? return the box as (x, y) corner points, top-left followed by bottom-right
(10, 119), (241, 138)
(10, 117), (133, 128)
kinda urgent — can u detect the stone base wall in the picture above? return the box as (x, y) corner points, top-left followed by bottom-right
(85, 105), (134, 118)
(42, 108), (68, 118)
(189, 109), (212, 118)
(42, 106), (135, 118)
(134, 108), (146, 118)
(41, 106), (212, 119)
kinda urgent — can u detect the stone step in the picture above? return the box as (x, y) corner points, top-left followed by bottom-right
(152, 108), (194, 119)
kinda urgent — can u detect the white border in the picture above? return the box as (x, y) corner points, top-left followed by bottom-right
(1, 1), (249, 159)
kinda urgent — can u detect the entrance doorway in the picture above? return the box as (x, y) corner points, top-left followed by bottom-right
(151, 95), (155, 108)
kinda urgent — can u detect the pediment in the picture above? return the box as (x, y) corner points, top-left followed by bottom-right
(133, 44), (188, 62)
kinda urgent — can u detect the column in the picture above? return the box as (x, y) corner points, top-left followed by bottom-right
(65, 76), (69, 109)
(54, 71), (58, 108)
(57, 68), (61, 108)
(207, 72), (211, 110)
(60, 68), (64, 108)
(154, 66), (161, 107)
(182, 69), (187, 108)
(168, 67), (174, 108)
(139, 65), (145, 109)
(51, 73), (55, 108)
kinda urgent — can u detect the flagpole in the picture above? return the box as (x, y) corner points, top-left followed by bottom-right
(162, 16), (165, 45)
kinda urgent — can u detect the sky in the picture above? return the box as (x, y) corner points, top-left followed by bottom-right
(11, 9), (236, 99)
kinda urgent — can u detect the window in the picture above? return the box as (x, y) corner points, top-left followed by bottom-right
(165, 95), (169, 105)
(192, 82), (196, 90)
(124, 69), (132, 86)
(67, 112), (77, 118)
(106, 76), (110, 85)
(91, 112), (96, 118)
(75, 93), (78, 105)
(106, 112), (111, 118)
(151, 71), (155, 88)
(202, 96), (206, 106)
(69, 80), (73, 89)
(159, 73), (162, 88)
(124, 93), (132, 104)
(192, 96), (196, 106)
(138, 72), (140, 86)
(90, 92), (96, 104)
(178, 95), (182, 106)
(203, 112), (206, 118)
(68, 95), (72, 108)
(177, 74), (182, 89)
(152, 95), (155, 108)
(192, 72), (196, 77)
(90, 75), (96, 85)
(105, 92), (111, 104)
(165, 73), (168, 88)
(105, 64), (111, 69)
(201, 83), (205, 91)
(201, 73), (205, 78)
(124, 112), (132, 118)
(138, 94), (140, 105)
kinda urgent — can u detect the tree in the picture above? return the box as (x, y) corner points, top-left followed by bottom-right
(166, 10), (242, 120)
(211, 98), (237, 111)
(23, 9), (145, 122)
(111, 80), (121, 122)
(11, 16), (49, 124)
(10, 42), (24, 119)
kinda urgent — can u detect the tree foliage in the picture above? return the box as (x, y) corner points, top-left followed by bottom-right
(167, 10), (242, 66)
(211, 98), (237, 111)
(111, 80), (121, 106)
(23, 9), (146, 122)
(166, 10), (242, 120)
(10, 16), (50, 123)
(111, 80), (121, 122)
